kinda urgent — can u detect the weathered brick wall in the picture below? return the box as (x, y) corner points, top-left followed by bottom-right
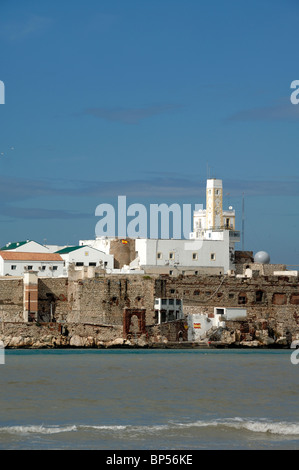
(1, 272), (299, 344)
(38, 278), (69, 322)
(0, 278), (23, 322)
(67, 275), (156, 326)
(154, 274), (299, 337)
(147, 319), (188, 343)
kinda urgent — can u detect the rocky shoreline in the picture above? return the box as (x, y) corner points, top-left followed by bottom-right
(0, 321), (293, 350)
(0, 335), (292, 350)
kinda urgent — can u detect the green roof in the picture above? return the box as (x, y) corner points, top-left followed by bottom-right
(1, 240), (29, 251)
(55, 245), (86, 254)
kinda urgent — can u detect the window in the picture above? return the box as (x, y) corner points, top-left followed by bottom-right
(27, 266), (33, 270)
(194, 290), (200, 296)
(169, 270), (173, 275)
(195, 271), (198, 275)
(52, 266), (58, 271)
(255, 290), (264, 303)
(168, 310), (175, 321)
(170, 289), (175, 294)
(11, 265), (16, 270)
(238, 294), (247, 305)
(157, 252), (162, 259)
(168, 299), (174, 305)
(169, 252), (174, 260)
(41, 266), (46, 271)
(229, 293), (234, 299)
(89, 262), (96, 266)
(216, 308), (225, 316)
(161, 299), (167, 305)
(176, 299), (181, 305)
(290, 294), (299, 305)
(210, 253), (216, 261)
(272, 293), (287, 305)
(76, 262), (84, 266)
(192, 253), (198, 260)
(104, 262), (108, 267)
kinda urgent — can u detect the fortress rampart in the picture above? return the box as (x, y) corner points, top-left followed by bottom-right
(0, 271), (298, 348)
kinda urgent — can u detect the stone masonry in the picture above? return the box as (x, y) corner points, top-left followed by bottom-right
(0, 270), (299, 347)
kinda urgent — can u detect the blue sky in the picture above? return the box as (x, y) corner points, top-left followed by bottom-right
(1, 0), (299, 264)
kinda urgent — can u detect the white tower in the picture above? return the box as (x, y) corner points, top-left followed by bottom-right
(206, 179), (223, 229)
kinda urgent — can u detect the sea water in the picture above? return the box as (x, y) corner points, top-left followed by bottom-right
(0, 349), (298, 450)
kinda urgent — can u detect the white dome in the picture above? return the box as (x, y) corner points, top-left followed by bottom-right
(254, 251), (270, 264)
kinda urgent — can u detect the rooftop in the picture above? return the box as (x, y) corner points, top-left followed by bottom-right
(0, 240), (29, 251)
(55, 245), (86, 254)
(0, 252), (63, 261)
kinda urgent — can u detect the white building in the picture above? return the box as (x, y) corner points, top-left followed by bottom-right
(0, 240), (49, 253)
(55, 245), (114, 272)
(187, 307), (247, 342)
(80, 178), (240, 275)
(0, 251), (65, 277)
(134, 233), (235, 275)
(78, 238), (112, 255)
(132, 178), (239, 275)
(154, 298), (184, 324)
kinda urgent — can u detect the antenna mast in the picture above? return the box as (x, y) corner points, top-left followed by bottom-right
(242, 192), (245, 251)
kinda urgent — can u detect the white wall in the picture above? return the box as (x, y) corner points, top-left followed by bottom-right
(61, 246), (114, 270)
(135, 234), (232, 273)
(214, 307), (247, 321)
(79, 238), (112, 255)
(2, 241), (49, 253)
(187, 313), (225, 341)
(0, 259), (65, 277)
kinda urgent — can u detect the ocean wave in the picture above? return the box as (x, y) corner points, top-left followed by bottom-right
(0, 425), (78, 435)
(176, 418), (299, 436)
(1, 419), (299, 437)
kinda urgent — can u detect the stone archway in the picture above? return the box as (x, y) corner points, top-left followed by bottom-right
(123, 308), (146, 339)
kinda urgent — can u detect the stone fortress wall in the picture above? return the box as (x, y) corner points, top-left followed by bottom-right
(0, 262), (299, 347)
